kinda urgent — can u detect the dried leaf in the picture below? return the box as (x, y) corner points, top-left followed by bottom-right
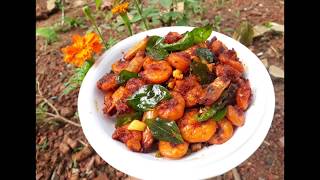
(233, 21), (254, 46)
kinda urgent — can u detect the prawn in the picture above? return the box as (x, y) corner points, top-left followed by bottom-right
(208, 119), (233, 145)
(199, 76), (231, 106)
(112, 124), (142, 152)
(155, 91), (185, 121)
(166, 52), (191, 72)
(140, 59), (172, 84)
(158, 141), (189, 159)
(226, 105), (245, 127)
(236, 78), (251, 110)
(178, 109), (217, 143)
(97, 73), (118, 92)
(173, 76), (204, 107)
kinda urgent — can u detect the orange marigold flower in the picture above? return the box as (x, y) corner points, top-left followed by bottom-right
(111, 2), (129, 15)
(61, 32), (103, 67)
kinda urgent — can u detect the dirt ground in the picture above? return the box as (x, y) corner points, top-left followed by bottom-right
(36, 0), (284, 179)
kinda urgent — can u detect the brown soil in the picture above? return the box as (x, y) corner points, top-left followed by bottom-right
(36, 0), (284, 179)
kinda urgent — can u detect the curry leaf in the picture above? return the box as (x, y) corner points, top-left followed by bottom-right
(146, 36), (169, 60)
(160, 32), (194, 51)
(116, 70), (139, 85)
(190, 24), (213, 44)
(127, 85), (171, 112)
(197, 106), (218, 122)
(190, 61), (214, 84)
(197, 83), (238, 122)
(115, 111), (143, 128)
(160, 25), (213, 51)
(212, 107), (227, 121)
(145, 118), (184, 144)
(196, 48), (216, 63)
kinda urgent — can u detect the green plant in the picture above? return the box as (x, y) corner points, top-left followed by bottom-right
(62, 61), (93, 95)
(55, 0), (65, 26)
(111, 2), (133, 35)
(83, 5), (108, 48)
(95, 0), (102, 10)
(133, 0), (149, 30)
(215, 0), (228, 8)
(36, 101), (48, 122)
(36, 27), (58, 44)
(213, 15), (222, 32)
(232, 21), (254, 46)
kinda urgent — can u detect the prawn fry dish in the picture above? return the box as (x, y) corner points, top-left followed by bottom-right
(96, 26), (252, 159)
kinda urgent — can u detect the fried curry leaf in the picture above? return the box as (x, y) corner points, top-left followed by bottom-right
(116, 70), (139, 85)
(197, 106), (218, 122)
(145, 118), (184, 144)
(127, 85), (172, 112)
(190, 24), (213, 44)
(115, 111), (143, 128)
(146, 36), (169, 60)
(190, 61), (213, 84)
(197, 83), (238, 122)
(160, 32), (194, 51)
(196, 48), (217, 63)
(212, 107), (227, 121)
(160, 25), (213, 51)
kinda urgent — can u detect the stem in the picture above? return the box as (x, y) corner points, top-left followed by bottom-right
(133, 0), (149, 30)
(45, 113), (81, 127)
(61, 1), (65, 26)
(83, 6), (108, 49)
(168, 2), (174, 26)
(120, 13), (133, 36)
(92, 21), (108, 48)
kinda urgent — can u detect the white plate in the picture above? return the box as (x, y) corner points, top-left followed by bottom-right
(78, 26), (275, 180)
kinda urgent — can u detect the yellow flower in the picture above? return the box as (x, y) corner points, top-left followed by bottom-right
(111, 2), (129, 15)
(61, 32), (103, 67)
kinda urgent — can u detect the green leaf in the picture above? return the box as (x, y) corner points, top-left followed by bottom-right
(160, 0), (172, 8)
(146, 36), (169, 60)
(145, 118), (184, 144)
(191, 24), (213, 44)
(62, 61), (93, 95)
(64, 16), (84, 28)
(83, 5), (94, 21)
(197, 106), (218, 122)
(36, 102), (48, 121)
(127, 85), (172, 112)
(212, 107), (227, 121)
(161, 12), (182, 22)
(106, 37), (118, 48)
(176, 15), (189, 26)
(95, 0), (102, 10)
(160, 25), (212, 51)
(213, 15), (222, 32)
(160, 31), (194, 51)
(36, 27), (58, 43)
(196, 48), (216, 63)
(190, 61), (213, 84)
(115, 111), (143, 128)
(116, 70), (139, 85)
